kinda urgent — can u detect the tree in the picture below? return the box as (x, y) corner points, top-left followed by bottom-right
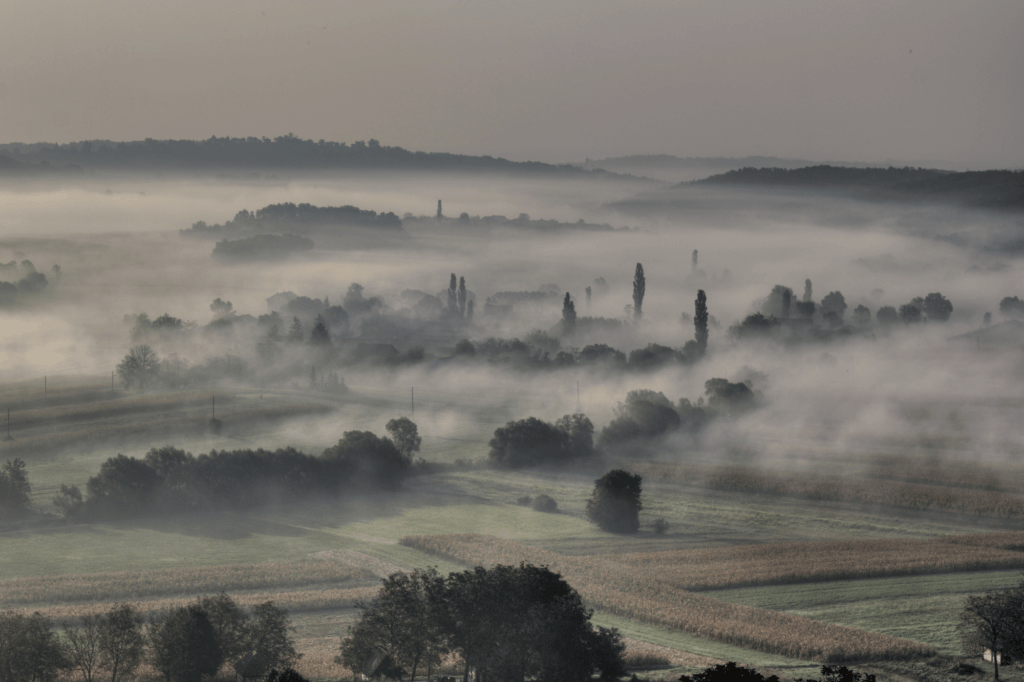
(116, 345), (159, 389)
(681, 662), (780, 682)
(385, 417), (422, 460)
(488, 417), (570, 469)
(999, 296), (1024, 320)
(852, 304), (871, 325)
(458, 277), (467, 317)
(820, 291), (847, 325)
(694, 289), (708, 355)
(210, 298), (234, 319)
(98, 603), (145, 682)
(287, 317), (303, 343)
(796, 666), (877, 682)
(52, 484), (83, 519)
(0, 611), (67, 682)
(585, 286), (592, 308)
(85, 455), (162, 516)
(876, 305), (898, 326)
(309, 315), (331, 345)
(704, 378), (755, 413)
(447, 274), (458, 316)
(632, 263), (645, 320)
(62, 615), (102, 682)
(922, 292), (953, 322)
(426, 564), (624, 682)
(148, 605), (223, 682)
(586, 469), (642, 534)
(322, 431), (409, 485)
(562, 292), (576, 333)
(554, 413), (595, 459)
(196, 593), (250, 664)
(899, 302), (922, 324)
(960, 588), (1024, 680)
(0, 459), (31, 518)
(339, 570), (442, 682)
(803, 278), (812, 302)
(762, 285), (794, 318)
(246, 602), (300, 674)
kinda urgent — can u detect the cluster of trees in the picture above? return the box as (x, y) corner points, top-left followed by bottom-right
(115, 344), (249, 390)
(184, 202), (403, 238)
(488, 414), (594, 469)
(455, 337), (701, 372)
(0, 459), (31, 520)
(54, 418), (421, 521)
(679, 662), (876, 682)
(734, 282), (955, 341)
(598, 379), (753, 452)
(211, 233), (314, 260)
(999, 296), (1024, 320)
(0, 596), (298, 682)
(0, 259), (54, 303)
(586, 469), (643, 534)
(339, 565), (626, 682)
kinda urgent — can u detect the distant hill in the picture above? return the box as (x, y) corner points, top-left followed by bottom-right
(0, 136), (642, 178)
(696, 166), (1024, 210)
(579, 154), (882, 183)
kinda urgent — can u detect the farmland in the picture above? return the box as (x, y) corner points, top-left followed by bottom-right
(4, 373), (1024, 680)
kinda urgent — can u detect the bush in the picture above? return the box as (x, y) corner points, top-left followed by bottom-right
(652, 518), (669, 535)
(531, 494), (558, 513)
(516, 495), (533, 506)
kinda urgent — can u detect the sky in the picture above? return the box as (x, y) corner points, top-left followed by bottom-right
(0, 1), (1022, 168)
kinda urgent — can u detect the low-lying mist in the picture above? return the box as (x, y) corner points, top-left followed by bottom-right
(2, 170), (1022, 475)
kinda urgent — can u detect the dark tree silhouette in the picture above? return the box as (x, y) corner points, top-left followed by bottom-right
(899, 302), (922, 324)
(116, 345), (160, 389)
(852, 305), (871, 325)
(385, 417), (422, 460)
(309, 315), (331, 345)
(681, 661), (780, 682)
(820, 291), (847, 324)
(62, 615), (102, 682)
(562, 292), (576, 333)
(585, 285), (592, 308)
(98, 603), (145, 682)
(0, 458), (31, 518)
(586, 469), (643, 534)
(984, 312), (992, 326)
(632, 263), (645, 320)
(803, 279), (812, 302)
(0, 612), (68, 682)
(695, 289), (709, 356)
(922, 292), (953, 322)
(959, 588), (1024, 680)
(287, 317), (303, 343)
(447, 274), (458, 316)
(692, 249), (698, 274)
(148, 605), (223, 682)
(458, 277), (467, 317)
(999, 296), (1024, 319)
(876, 305), (898, 326)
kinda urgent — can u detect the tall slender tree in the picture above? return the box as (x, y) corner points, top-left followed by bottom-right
(691, 250), (698, 275)
(694, 289), (709, 356)
(562, 292), (576, 333)
(803, 278), (813, 303)
(458, 277), (467, 317)
(447, 274), (458, 316)
(632, 263), (645, 321)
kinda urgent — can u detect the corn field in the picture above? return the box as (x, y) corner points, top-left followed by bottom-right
(0, 559), (377, 606)
(400, 533), (938, 663)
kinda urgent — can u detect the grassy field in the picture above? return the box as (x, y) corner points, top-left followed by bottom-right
(6, 377), (1024, 679)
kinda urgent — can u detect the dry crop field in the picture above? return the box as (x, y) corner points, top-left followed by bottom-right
(401, 528), (1024, 659)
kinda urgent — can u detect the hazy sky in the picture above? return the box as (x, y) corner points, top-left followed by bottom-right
(1, 1), (1021, 168)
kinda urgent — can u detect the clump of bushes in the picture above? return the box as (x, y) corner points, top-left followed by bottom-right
(531, 494), (558, 513)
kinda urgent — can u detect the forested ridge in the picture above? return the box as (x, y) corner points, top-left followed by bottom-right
(0, 135), (628, 176)
(697, 165), (1024, 209)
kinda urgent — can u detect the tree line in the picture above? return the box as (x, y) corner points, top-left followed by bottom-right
(0, 595), (298, 682)
(53, 418), (421, 522)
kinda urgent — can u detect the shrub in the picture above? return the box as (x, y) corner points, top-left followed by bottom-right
(652, 518), (669, 535)
(531, 494), (558, 513)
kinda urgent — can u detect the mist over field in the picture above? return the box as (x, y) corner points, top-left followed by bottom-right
(2, 170), (1022, 477)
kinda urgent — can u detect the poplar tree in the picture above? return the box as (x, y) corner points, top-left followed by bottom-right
(632, 263), (645, 321)
(458, 277), (467, 317)
(562, 292), (576, 333)
(695, 289), (709, 356)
